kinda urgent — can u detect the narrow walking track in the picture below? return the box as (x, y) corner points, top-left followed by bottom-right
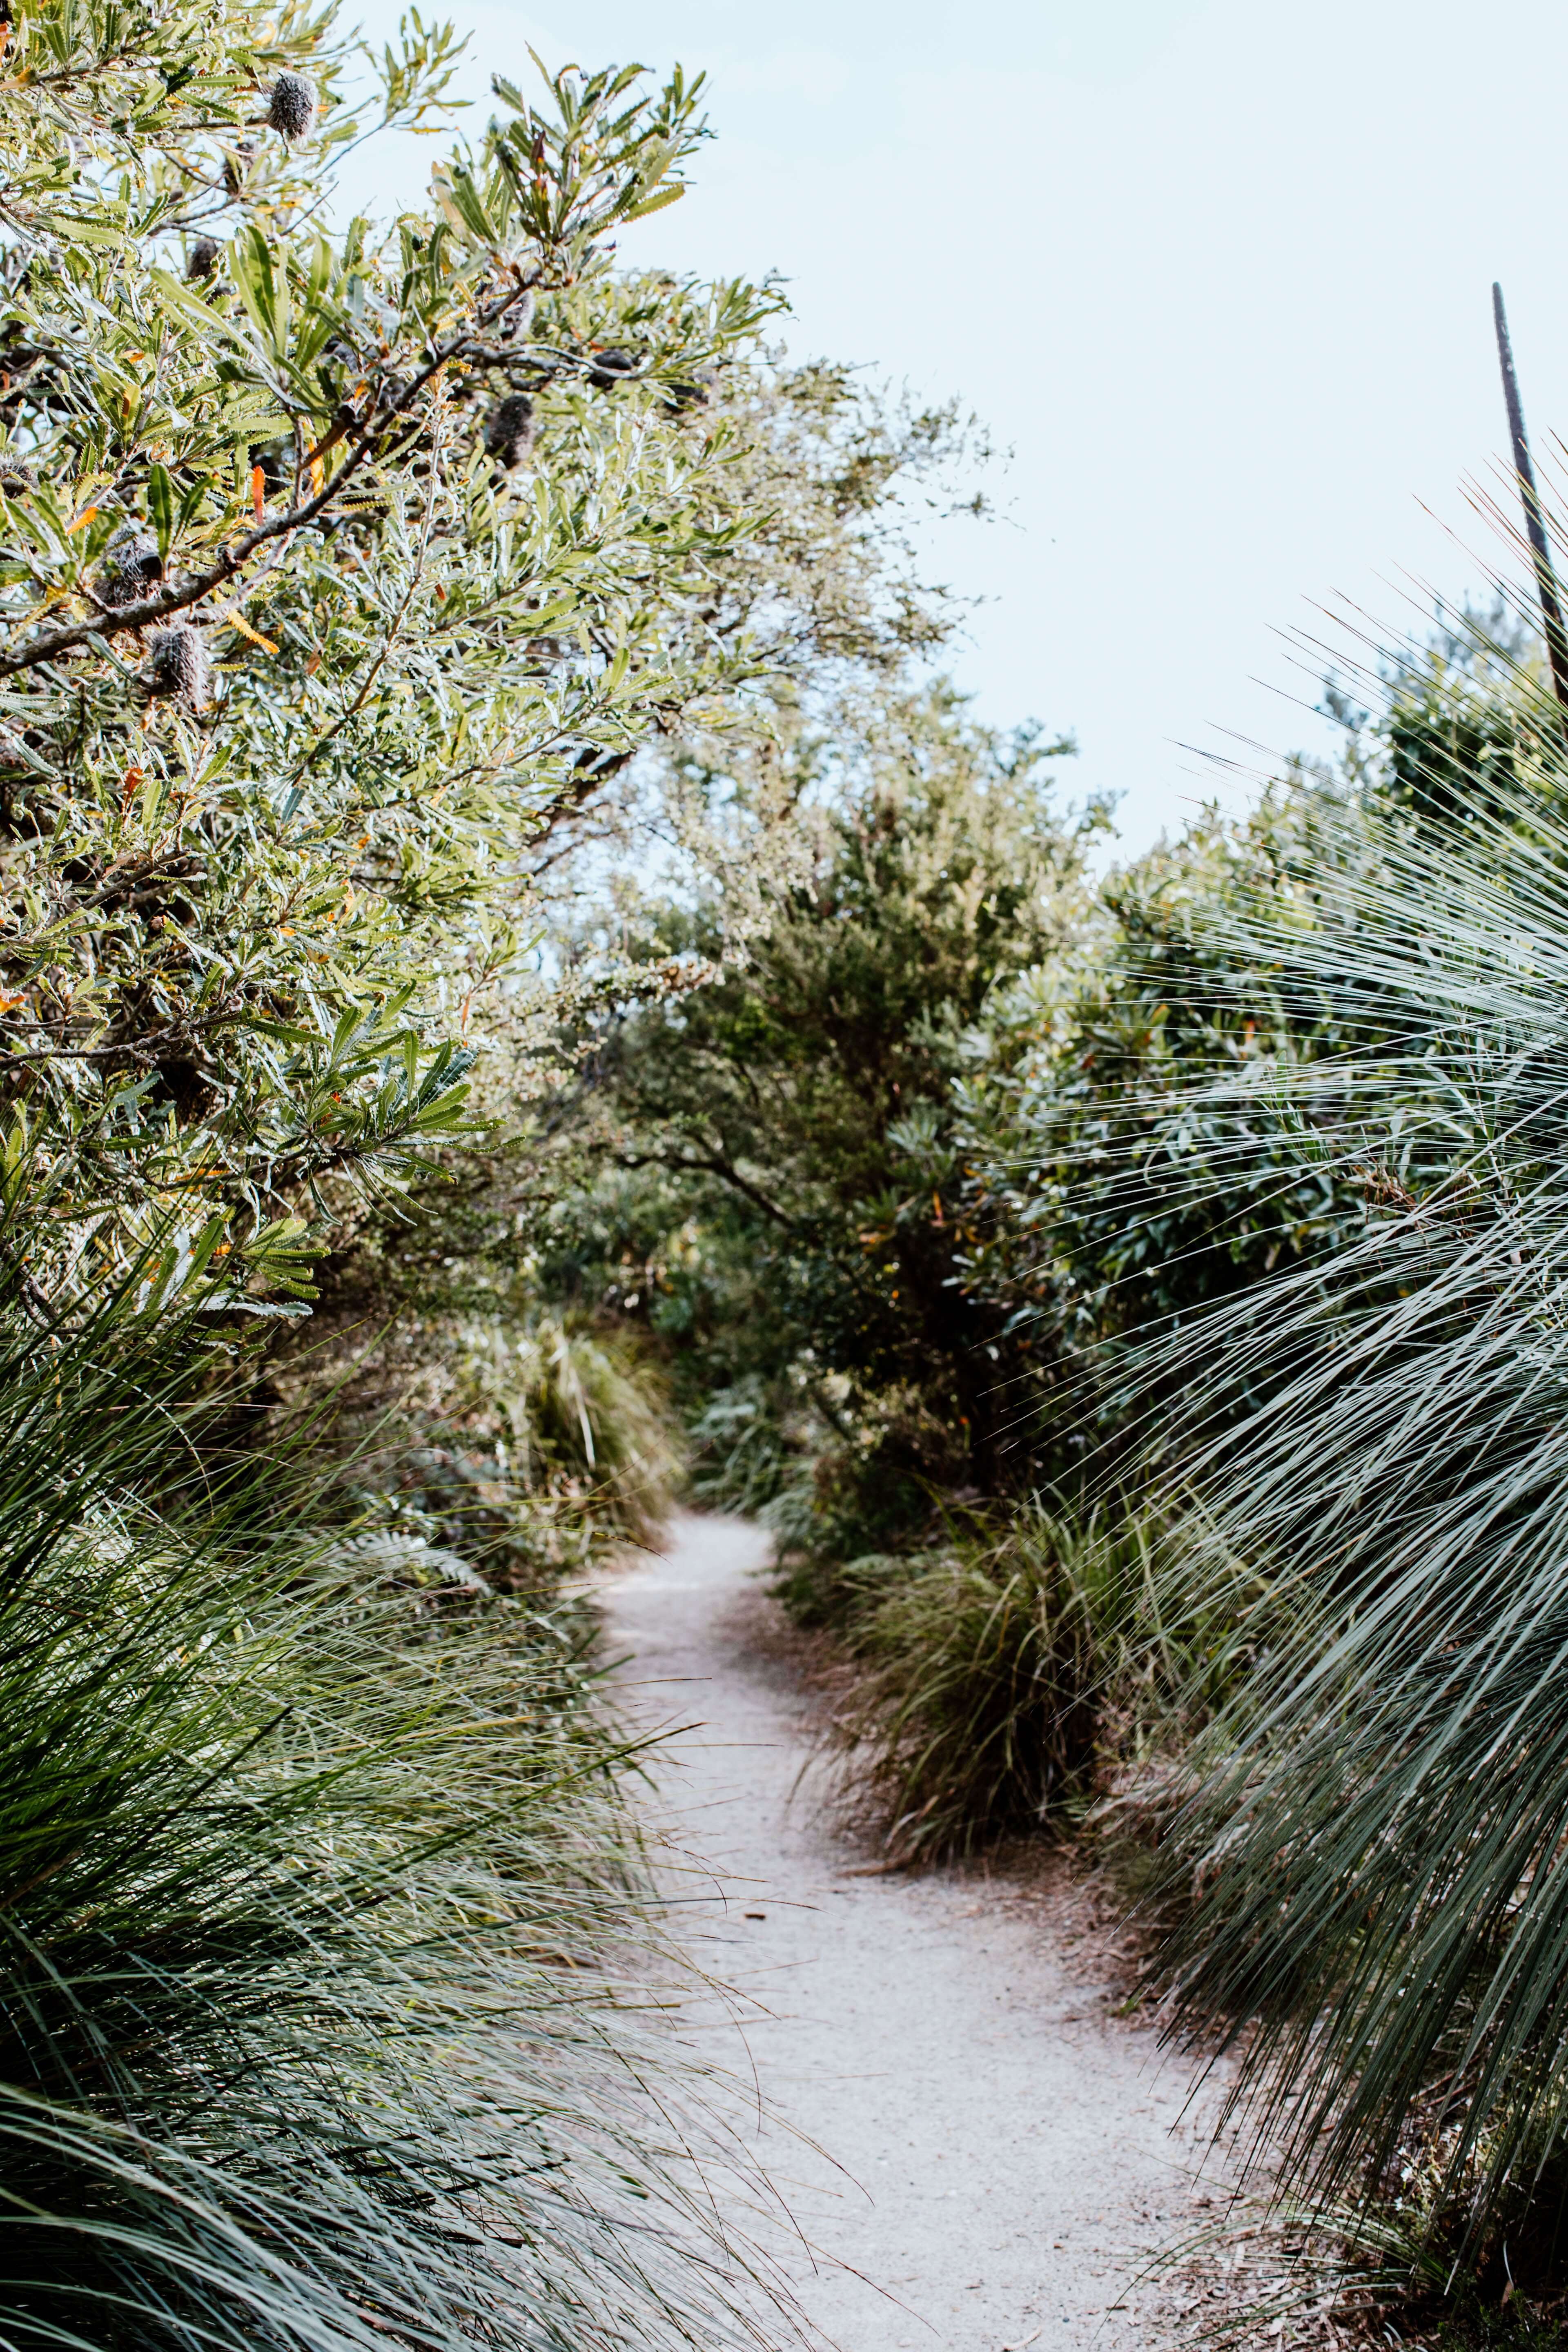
(601, 1513), (1233, 2352)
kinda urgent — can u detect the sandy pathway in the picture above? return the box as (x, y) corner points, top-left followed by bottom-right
(601, 1512), (1232, 2352)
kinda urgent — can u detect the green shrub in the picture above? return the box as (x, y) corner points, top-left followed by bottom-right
(546, 686), (1104, 1521)
(460, 1311), (682, 1551)
(770, 1541), (907, 1633)
(261, 1304), (682, 1586)
(689, 1376), (799, 1515)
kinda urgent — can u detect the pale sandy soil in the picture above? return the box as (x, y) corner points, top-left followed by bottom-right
(601, 1511), (1251, 2352)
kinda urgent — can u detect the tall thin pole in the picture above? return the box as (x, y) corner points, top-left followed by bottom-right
(1492, 281), (1568, 718)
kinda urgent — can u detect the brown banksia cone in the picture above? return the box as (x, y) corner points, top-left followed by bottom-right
(146, 625), (209, 712)
(587, 347), (637, 390)
(99, 529), (164, 608)
(483, 393), (535, 468)
(266, 71), (317, 141)
(187, 237), (220, 283)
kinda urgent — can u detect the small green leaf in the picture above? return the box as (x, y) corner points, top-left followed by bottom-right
(621, 183), (685, 222)
(147, 463), (174, 561)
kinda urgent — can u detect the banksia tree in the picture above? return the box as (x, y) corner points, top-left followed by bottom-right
(0, 5), (777, 1309)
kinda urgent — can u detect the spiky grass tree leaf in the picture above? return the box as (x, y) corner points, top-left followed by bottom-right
(1085, 735), (1568, 2263)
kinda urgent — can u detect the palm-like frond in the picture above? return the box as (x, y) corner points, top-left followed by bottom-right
(1085, 745), (1568, 2252)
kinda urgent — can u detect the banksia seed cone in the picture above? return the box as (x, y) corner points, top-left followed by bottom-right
(483, 393), (535, 468)
(587, 347), (637, 390)
(99, 529), (164, 608)
(147, 625), (209, 712)
(0, 457), (36, 492)
(187, 237), (220, 283)
(267, 71), (317, 141)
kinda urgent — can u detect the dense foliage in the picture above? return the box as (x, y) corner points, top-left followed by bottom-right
(529, 686), (1103, 1559)
(0, 0), (809, 1309)
(1109, 742), (1568, 2273)
(0, 1305), (787, 2348)
(530, 556), (1568, 2305)
(0, 1), (890, 2340)
(18, 0), (1568, 2328)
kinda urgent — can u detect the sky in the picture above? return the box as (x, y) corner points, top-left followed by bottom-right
(343, 0), (1568, 853)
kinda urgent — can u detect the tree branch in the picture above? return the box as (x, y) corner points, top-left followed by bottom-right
(613, 1145), (795, 1228)
(0, 280), (542, 683)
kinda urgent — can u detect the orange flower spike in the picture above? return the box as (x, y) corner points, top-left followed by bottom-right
(251, 465), (265, 522)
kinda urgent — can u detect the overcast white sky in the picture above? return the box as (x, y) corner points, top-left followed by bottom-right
(345, 1), (1568, 851)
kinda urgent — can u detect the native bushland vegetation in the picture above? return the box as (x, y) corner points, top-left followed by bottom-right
(536, 554), (1568, 2310)
(0, 0), (951, 2334)
(14, 0), (1568, 2332)
(0, 1306), (785, 2349)
(0, 10), (788, 1310)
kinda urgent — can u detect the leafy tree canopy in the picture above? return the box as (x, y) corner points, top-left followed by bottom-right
(528, 686), (1103, 1527)
(0, 0), (840, 1314)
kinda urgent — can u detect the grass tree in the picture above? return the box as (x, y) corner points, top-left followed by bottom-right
(1074, 651), (1568, 2276)
(0, 1297), (792, 2347)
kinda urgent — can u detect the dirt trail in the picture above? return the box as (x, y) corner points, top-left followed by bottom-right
(601, 1512), (1234, 2352)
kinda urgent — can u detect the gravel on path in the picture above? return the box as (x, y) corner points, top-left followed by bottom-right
(601, 1510), (1237, 2352)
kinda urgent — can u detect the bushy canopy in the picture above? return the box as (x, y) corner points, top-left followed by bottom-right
(0, 0), (797, 1310)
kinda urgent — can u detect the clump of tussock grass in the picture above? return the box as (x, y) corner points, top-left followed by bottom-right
(0, 1294), (799, 2351)
(1070, 669), (1568, 2287)
(825, 1497), (1261, 1864)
